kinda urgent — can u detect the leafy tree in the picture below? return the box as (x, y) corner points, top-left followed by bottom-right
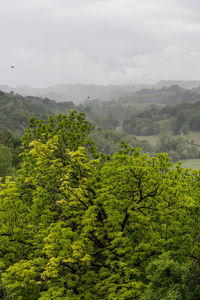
(172, 111), (187, 134)
(0, 130), (22, 170)
(0, 112), (199, 299)
(189, 115), (200, 131)
(21, 111), (95, 153)
(141, 253), (199, 300)
(122, 116), (160, 136)
(0, 145), (14, 177)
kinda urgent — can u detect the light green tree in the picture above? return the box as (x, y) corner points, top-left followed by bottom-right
(0, 112), (199, 299)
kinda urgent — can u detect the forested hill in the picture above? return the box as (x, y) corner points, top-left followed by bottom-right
(131, 85), (200, 104)
(0, 91), (151, 172)
(122, 101), (200, 136)
(1, 82), (200, 104)
(0, 84), (152, 104)
(2, 87), (200, 138)
(3, 88), (200, 166)
(78, 85), (200, 125)
(0, 90), (75, 136)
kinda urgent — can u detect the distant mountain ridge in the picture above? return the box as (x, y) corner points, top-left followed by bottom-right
(0, 84), (146, 104)
(1, 81), (199, 104)
(157, 80), (200, 89)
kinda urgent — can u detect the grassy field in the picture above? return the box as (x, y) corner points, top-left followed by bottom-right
(180, 159), (200, 169)
(185, 131), (200, 146)
(135, 131), (200, 148)
(134, 135), (160, 146)
(135, 133), (200, 170)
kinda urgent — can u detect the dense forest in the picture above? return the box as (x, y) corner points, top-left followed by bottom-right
(1, 88), (200, 298)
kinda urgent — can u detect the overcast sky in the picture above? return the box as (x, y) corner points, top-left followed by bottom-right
(1, 0), (200, 87)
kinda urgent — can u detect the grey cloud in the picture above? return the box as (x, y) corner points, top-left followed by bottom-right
(1, 0), (200, 87)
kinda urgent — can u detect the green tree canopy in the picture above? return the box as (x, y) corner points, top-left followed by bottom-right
(0, 111), (200, 299)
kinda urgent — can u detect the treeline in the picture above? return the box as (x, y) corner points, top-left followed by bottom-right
(131, 85), (200, 104)
(3, 88), (200, 138)
(79, 85), (200, 123)
(79, 86), (200, 138)
(2, 89), (200, 167)
(0, 90), (75, 136)
(122, 101), (200, 136)
(0, 91), (153, 162)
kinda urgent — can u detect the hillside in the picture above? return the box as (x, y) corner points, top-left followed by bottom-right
(1, 88), (200, 164)
(0, 84), (149, 104)
(0, 91), (75, 136)
(1, 81), (200, 104)
(122, 101), (200, 136)
(0, 91), (152, 158)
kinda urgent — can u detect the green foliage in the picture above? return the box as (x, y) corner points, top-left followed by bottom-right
(97, 114), (119, 130)
(156, 135), (200, 162)
(91, 128), (153, 155)
(189, 114), (200, 131)
(122, 115), (160, 136)
(0, 130), (22, 177)
(21, 111), (95, 153)
(0, 111), (200, 298)
(122, 101), (200, 142)
(0, 90), (76, 136)
(141, 253), (199, 300)
(0, 145), (13, 177)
